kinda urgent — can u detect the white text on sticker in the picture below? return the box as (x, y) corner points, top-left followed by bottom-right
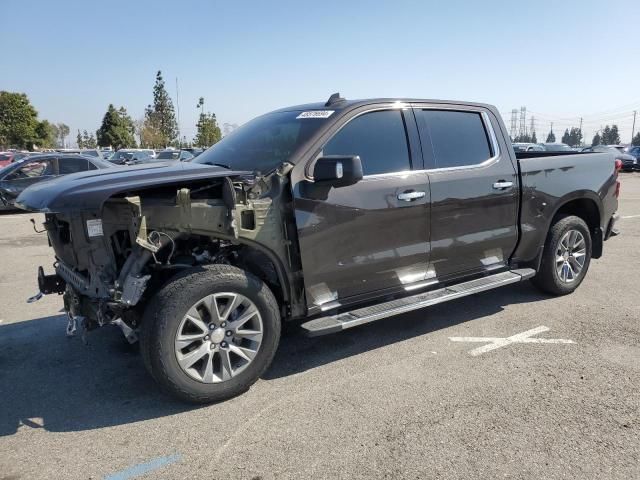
(296, 110), (334, 119)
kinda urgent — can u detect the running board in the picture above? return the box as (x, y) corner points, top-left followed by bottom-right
(300, 269), (536, 337)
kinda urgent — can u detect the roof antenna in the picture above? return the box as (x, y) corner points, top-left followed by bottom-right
(325, 92), (345, 107)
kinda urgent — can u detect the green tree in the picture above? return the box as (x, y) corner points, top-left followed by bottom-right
(599, 125), (620, 145)
(592, 133), (601, 146)
(82, 130), (97, 148)
(194, 111), (222, 147)
(561, 129), (570, 145)
(632, 132), (640, 146)
(531, 131), (537, 143)
(57, 123), (70, 148)
(0, 91), (39, 148)
(96, 104), (137, 149)
(143, 71), (178, 147)
(609, 125), (621, 145)
(32, 120), (57, 148)
(87, 131), (97, 148)
(546, 129), (556, 143)
(77, 129), (84, 148)
(568, 127), (582, 147)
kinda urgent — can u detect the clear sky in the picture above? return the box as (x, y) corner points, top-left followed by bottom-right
(2, 0), (639, 145)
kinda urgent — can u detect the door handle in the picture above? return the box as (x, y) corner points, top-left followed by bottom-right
(492, 181), (514, 190)
(397, 191), (426, 202)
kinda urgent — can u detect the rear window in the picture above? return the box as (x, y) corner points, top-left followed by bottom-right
(157, 151), (180, 160)
(0, 154), (11, 161)
(418, 110), (492, 169)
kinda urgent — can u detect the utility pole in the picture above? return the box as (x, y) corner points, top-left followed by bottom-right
(175, 77), (181, 147)
(529, 116), (535, 140)
(519, 106), (527, 138)
(578, 117), (583, 146)
(510, 109), (518, 140)
(632, 110), (637, 144)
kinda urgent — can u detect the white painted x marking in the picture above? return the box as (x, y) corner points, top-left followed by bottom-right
(449, 325), (575, 356)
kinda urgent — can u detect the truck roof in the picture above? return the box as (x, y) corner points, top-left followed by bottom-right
(272, 95), (496, 115)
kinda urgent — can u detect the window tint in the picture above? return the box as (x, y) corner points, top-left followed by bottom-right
(6, 160), (51, 180)
(59, 157), (92, 174)
(419, 110), (492, 168)
(323, 110), (411, 175)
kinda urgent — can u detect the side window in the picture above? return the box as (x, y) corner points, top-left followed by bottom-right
(59, 157), (90, 175)
(323, 110), (411, 176)
(418, 110), (492, 169)
(5, 160), (51, 180)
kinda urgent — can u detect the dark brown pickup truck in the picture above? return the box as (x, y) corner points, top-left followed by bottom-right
(17, 94), (620, 403)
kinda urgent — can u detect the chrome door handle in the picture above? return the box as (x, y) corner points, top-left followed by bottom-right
(397, 191), (426, 201)
(492, 181), (513, 190)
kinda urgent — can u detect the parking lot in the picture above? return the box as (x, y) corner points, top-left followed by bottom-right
(0, 173), (638, 479)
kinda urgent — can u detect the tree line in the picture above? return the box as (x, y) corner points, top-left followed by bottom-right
(513, 123), (639, 148)
(0, 70), (222, 151)
(0, 91), (71, 149)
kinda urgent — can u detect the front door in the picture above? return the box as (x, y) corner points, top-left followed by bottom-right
(0, 157), (57, 204)
(413, 106), (519, 280)
(293, 107), (431, 310)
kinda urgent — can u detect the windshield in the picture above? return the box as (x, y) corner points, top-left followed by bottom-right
(157, 151), (180, 160)
(111, 151), (131, 161)
(194, 110), (330, 172)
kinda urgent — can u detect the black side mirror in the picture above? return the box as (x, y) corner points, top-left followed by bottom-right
(312, 155), (363, 188)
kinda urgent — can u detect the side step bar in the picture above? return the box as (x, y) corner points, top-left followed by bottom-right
(300, 268), (536, 337)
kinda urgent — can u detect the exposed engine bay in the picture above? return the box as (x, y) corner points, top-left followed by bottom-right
(36, 164), (304, 341)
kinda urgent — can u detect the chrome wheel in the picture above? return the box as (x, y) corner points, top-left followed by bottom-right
(174, 292), (263, 383)
(555, 229), (586, 283)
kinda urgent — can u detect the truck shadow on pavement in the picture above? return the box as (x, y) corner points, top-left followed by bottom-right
(0, 282), (548, 436)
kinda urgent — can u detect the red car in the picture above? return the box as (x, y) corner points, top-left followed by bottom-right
(0, 152), (14, 167)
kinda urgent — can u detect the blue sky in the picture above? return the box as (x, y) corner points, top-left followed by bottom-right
(2, 0), (639, 145)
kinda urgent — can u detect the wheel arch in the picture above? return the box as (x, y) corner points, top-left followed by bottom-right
(549, 193), (603, 258)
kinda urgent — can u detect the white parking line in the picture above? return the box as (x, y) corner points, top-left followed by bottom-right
(449, 326), (575, 356)
(621, 214), (640, 219)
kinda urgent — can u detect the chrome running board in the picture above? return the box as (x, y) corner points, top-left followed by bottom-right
(300, 269), (536, 337)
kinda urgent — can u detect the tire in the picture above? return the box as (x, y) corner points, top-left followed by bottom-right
(140, 264), (281, 403)
(531, 214), (592, 296)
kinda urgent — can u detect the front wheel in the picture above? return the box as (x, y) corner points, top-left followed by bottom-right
(531, 214), (592, 296)
(140, 264), (281, 403)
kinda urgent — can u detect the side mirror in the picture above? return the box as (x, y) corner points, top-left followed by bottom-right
(312, 155), (363, 188)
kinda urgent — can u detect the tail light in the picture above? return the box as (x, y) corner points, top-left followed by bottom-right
(614, 159), (622, 172)
(614, 160), (621, 198)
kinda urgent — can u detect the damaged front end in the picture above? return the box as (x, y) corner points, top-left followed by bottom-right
(19, 163), (304, 342)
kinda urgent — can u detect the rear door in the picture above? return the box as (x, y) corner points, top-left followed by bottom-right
(58, 156), (96, 175)
(293, 106), (432, 310)
(413, 105), (518, 280)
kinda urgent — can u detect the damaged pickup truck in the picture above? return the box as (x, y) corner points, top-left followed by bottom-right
(17, 94), (620, 403)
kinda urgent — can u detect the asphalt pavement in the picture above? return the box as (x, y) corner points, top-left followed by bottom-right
(0, 174), (639, 480)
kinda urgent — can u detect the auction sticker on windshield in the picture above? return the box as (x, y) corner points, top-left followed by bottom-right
(296, 110), (334, 119)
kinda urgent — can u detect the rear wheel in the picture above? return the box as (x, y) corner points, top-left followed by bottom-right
(531, 215), (592, 296)
(140, 264), (281, 403)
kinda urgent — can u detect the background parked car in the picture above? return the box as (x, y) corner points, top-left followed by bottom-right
(624, 145), (640, 161)
(0, 152), (15, 167)
(541, 143), (573, 152)
(108, 149), (153, 165)
(154, 149), (195, 162)
(512, 143), (545, 152)
(182, 147), (205, 157)
(582, 145), (638, 171)
(0, 154), (111, 210)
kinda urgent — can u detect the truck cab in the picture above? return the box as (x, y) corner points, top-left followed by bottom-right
(16, 94), (619, 403)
